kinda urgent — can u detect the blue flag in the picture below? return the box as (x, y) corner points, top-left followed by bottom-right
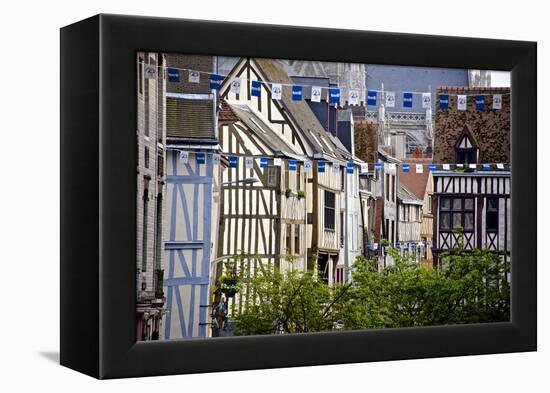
(429, 164), (437, 172)
(251, 80), (261, 97)
(403, 92), (413, 108)
(346, 162), (354, 174)
(229, 156), (238, 168)
(475, 95), (485, 110)
(439, 94), (449, 109)
(318, 161), (326, 173)
(260, 157), (268, 168)
(288, 159), (297, 171)
(329, 88), (340, 104)
(167, 68), (180, 83)
(403, 164), (410, 172)
(374, 163), (382, 171)
(209, 74), (224, 90)
(367, 90), (377, 106)
(195, 152), (205, 164)
(483, 163), (491, 171)
(292, 85), (303, 101)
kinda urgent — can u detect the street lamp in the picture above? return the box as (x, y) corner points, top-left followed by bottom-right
(222, 177), (259, 186)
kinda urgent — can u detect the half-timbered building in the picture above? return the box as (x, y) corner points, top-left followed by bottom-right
(218, 57), (354, 286)
(432, 87), (511, 266)
(161, 54), (222, 339)
(396, 185), (423, 262)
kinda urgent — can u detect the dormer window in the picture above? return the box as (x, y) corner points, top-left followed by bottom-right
(455, 126), (479, 164)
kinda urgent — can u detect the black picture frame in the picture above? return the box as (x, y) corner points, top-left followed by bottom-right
(60, 14), (536, 379)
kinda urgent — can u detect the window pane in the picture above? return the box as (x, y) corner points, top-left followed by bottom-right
(440, 213), (451, 230)
(488, 197), (498, 211)
(441, 198), (451, 210)
(464, 213), (474, 231)
(464, 198), (474, 210)
(452, 198), (462, 210)
(452, 213), (462, 229)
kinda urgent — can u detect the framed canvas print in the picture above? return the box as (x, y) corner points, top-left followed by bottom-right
(60, 14), (536, 379)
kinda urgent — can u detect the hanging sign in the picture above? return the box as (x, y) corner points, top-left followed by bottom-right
(497, 163), (505, 169)
(493, 94), (502, 109)
(245, 156), (254, 169)
(422, 93), (432, 109)
(360, 163), (369, 174)
(442, 164), (451, 170)
(329, 88), (341, 105)
(304, 160), (312, 173)
(311, 86), (322, 103)
(209, 74), (224, 90)
(415, 164), (424, 173)
(188, 70), (200, 83)
(402, 164), (410, 173)
(179, 150), (189, 163)
(288, 159), (297, 171)
(367, 90), (377, 106)
(259, 157), (269, 168)
(429, 164), (437, 172)
(439, 94), (449, 110)
(230, 78), (242, 94)
(273, 157), (282, 167)
(346, 162), (354, 174)
(374, 163), (382, 171)
(212, 153), (220, 165)
(271, 83), (282, 100)
(475, 95), (485, 110)
(144, 64), (156, 79)
(317, 161), (326, 173)
(229, 156), (238, 168)
(457, 95), (467, 110)
(403, 92), (413, 108)
(349, 90), (360, 105)
(292, 85), (303, 101)
(251, 80), (261, 97)
(332, 162), (341, 173)
(385, 91), (396, 108)
(167, 68), (180, 82)
(195, 152), (206, 165)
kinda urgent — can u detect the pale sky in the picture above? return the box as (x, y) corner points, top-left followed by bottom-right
(490, 71), (511, 87)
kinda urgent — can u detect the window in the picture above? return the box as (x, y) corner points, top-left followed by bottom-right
(157, 153), (164, 177)
(385, 174), (390, 201)
(144, 146), (150, 169)
(267, 167), (278, 187)
(391, 175), (395, 202)
(294, 226), (300, 254)
(428, 195), (433, 214)
(486, 197), (499, 233)
(324, 190), (336, 230)
(285, 224), (292, 254)
(340, 211), (344, 247)
(138, 56), (144, 94)
(439, 197), (474, 232)
(154, 194), (163, 270)
(455, 128), (478, 164)
(142, 179), (150, 273)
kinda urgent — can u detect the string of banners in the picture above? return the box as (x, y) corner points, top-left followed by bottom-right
(143, 63), (509, 110)
(177, 151), (509, 174)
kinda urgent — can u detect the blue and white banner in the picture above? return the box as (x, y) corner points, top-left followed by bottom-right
(456, 163), (464, 168)
(346, 162), (354, 174)
(271, 83), (282, 100)
(385, 91), (396, 108)
(292, 85), (303, 101)
(422, 93), (432, 109)
(167, 68), (180, 83)
(229, 156), (238, 168)
(230, 78), (241, 94)
(260, 157), (269, 168)
(483, 163), (491, 171)
(439, 94), (449, 110)
(209, 74), (224, 90)
(251, 80), (261, 97)
(318, 161), (326, 173)
(403, 164), (410, 172)
(195, 152), (206, 165)
(374, 163), (382, 171)
(367, 90), (377, 106)
(288, 159), (297, 171)
(188, 70), (200, 83)
(403, 92), (413, 108)
(329, 88), (340, 105)
(475, 95), (485, 110)
(311, 86), (322, 103)
(429, 164), (437, 172)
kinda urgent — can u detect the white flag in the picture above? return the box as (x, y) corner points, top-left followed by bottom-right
(360, 163), (369, 174)
(456, 163), (464, 168)
(332, 163), (341, 173)
(179, 151), (189, 163)
(273, 158), (282, 167)
(442, 164), (451, 170)
(415, 164), (423, 173)
(496, 163), (504, 169)
(230, 78), (241, 94)
(212, 153), (220, 165)
(245, 156), (254, 169)
(469, 163), (477, 169)
(311, 86), (322, 103)
(144, 64), (156, 79)
(493, 94), (502, 109)
(349, 90), (360, 105)
(188, 70), (200, 83)
(422, 93), (432, 109)
(457, 95), (467, 110)
(385, 91), (396, 108)
(388, 163), (396, 172)
(271, 83), (282, 100)
(304, 160), (312, 173)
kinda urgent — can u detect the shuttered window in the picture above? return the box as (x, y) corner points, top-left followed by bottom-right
(166, 97), (215, 139)
(324, 190), (336, 230)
